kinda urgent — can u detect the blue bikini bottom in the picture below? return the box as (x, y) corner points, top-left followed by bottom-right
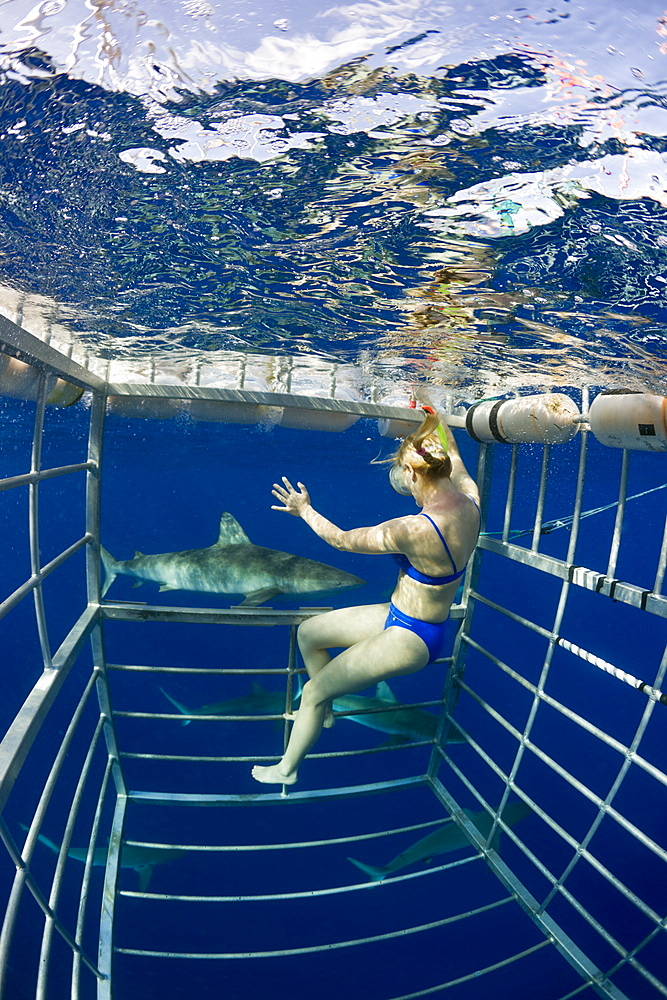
(384, 603), (448, 665)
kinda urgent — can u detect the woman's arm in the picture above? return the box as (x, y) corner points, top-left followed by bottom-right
(443, 425), (480, 504)
(271, 477), (406, 554)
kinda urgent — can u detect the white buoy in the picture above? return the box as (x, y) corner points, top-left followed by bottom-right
(588, 390), (667, 451)
(107, 362), (188, 419)
(0, 354), (82, 407)
(377, 397), (423, 438)
(466, 393), (579, 444)
(190, 370), (278, 425)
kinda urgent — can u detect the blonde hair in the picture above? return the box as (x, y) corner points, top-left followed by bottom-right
(394, 410), (452, 480)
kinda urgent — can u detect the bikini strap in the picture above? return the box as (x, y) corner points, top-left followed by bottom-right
(419, 512), (459, 575)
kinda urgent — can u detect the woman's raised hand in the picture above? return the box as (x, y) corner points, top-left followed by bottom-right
(271, 477), (311, 516)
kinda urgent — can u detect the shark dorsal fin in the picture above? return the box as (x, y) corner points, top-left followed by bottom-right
(251, 682), (264, 695)
(216, 513), (251, 547)
(376, 681), (398, 703)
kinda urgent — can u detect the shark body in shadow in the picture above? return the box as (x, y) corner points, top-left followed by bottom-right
(348, 802), (531, 882)
(30, 831), (187, 891)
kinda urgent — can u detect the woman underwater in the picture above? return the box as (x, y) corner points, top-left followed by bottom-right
(251, 410), (480, 785)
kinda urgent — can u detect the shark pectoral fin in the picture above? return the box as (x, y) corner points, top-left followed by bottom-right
(158, 584), (178, 592)
(136, 864), (154, 892)
(347, 857), (386, 883)
(377, 736), (409, 748)
(239, 588), (280, 607)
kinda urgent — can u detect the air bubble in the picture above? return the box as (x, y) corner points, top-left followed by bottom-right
(40, 0), (66, 13)
(273, 18), (291, 30)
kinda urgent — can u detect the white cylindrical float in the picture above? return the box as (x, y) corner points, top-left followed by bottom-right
(0, 354), (82, 407)
(377, 396), (423, 438)
(279, 367), (362, 432)
(189, 366), (278, 425)
(107, 362), (187, 419)
(588, 390), (667, 451)
(465, 393), (579, 444)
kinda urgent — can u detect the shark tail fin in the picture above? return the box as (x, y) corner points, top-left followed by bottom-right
(160, 687), (192, 726)
(137, 864), (154, 892)
(100, 546), (118, 598)
(347, 856), (386, 882)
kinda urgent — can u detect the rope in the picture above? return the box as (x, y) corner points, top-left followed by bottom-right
(483, 483), (667, 541)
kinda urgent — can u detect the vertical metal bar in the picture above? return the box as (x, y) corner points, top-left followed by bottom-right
(0, 668), (100, 995)
(72, 757), (114, 1000)
(489, 427), (588, 847)
(97, 793), (128, 1000)
(502, 445), (519, 543)
(565, 415), (589, 564)
(84, 395), (127, 798)
(30, 371), (52, 668)
(86, 391), (106, 607)
(537, 642), (667, 918)
(652, 514), (667, 595)
(0, 819), (104, 985)
(607, 450), (629, 579)
(428, 441), (491, 781)
(90, 623), (127, 797)
(281, 624), (299, 796)
(36, 718), (105, 1000)
(531, 444), (551, 551)
(284, 624), (298, 740)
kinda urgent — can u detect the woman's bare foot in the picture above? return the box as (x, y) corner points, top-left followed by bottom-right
(251, 763), (297, 785)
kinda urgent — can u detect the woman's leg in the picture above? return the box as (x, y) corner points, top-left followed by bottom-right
(252, 623), (429, 785)
(292, 603), (389, 726)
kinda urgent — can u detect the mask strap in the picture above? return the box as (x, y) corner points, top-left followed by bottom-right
(420, 405), (449, 454)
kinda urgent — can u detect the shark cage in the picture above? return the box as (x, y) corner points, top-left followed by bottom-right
(0, 314), (665, 1000)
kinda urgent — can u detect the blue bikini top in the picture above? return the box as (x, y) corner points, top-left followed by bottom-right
(392, 500), (480, 586)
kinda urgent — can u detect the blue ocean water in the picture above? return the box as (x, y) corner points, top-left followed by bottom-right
(0, 1), (666, 998)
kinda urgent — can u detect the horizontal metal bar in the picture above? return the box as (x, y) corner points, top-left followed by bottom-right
(119, 739), (434, 762)
(479, 535), (667, 618)
(124, 817), (452, 853)
(114, 697), (445, 723)
(101, 603), (466, 626)
(386, 939), (552, 1000)
(108, 664), (307, 675)
(119, 855), (482, 903)
(0, 605), (98, 810)
(106, 382), (427, 420)
(114, 896), (513, 959)
(0, 316), (106, 392)
(100, 603), (334, 626)
(0, 534), (92, 621)
(0, 462), (94, 493)
(128, 774), (427, 807)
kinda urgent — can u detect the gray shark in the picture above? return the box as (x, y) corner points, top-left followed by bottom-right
(161, 682), (287, 724)
(348, 802), (531, 881)
(333, 681), (466, 745)
(100, 512), (365, 606)
(28, 830), (187, 891)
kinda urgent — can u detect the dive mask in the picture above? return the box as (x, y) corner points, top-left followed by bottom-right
(389, 464), (413, 496)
